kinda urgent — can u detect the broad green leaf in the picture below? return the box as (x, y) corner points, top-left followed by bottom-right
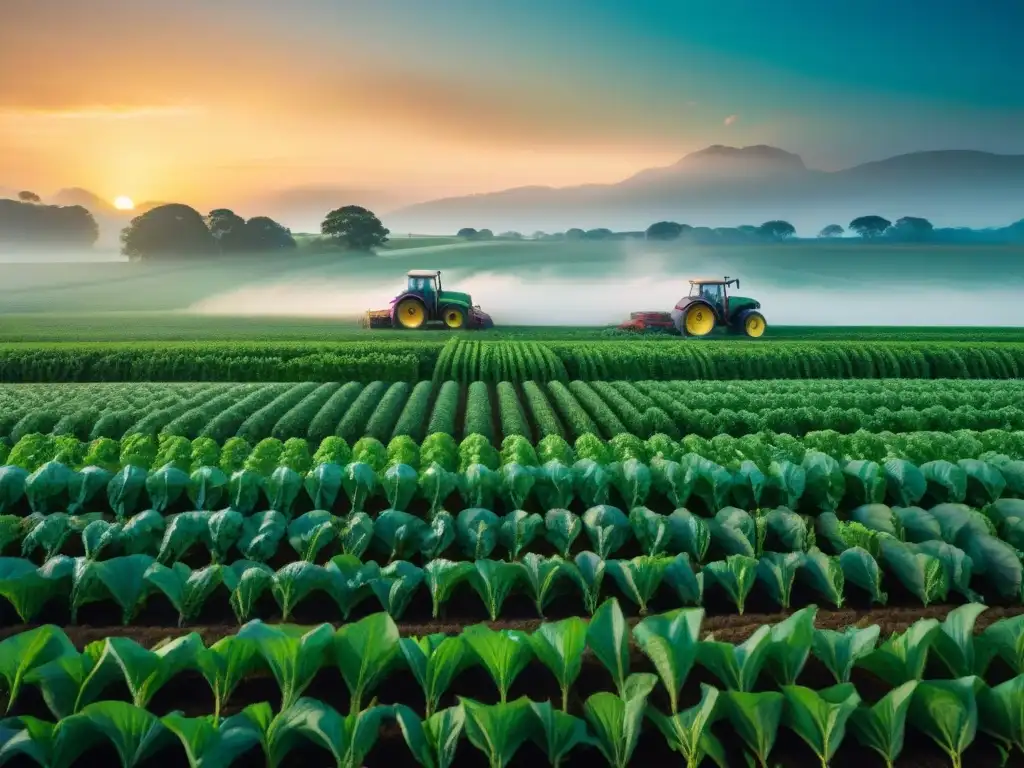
(665, 509), (711, 563)
(607, 555), (668, 615)
(22, 640), (116, 719)
(322, 556), (379, 621)
(161, 710), (262, 768)
(530, 617), (587, 712)
(908, 676), (983, 768)
(423, 559), (474, 619)
(78, 700), (172, 768)
(587, 598), (630, 697)
(375, 509), (430, 562)
(498, 510), (543, 561)
(764, 605), (817, 686)
(628, 506), (669, 556)
(581, 505), (630, 560)
(286, 510), (338, 562)
(703, 554), (756, 614)
(196, 635), (259, 723)
(395, 703), (465, 768)
(756, 551), (803, 609)
(0, 556), (74, 623)
(571, 551), (605, 615)
(931, 603), (989, 677)
(812, 624), (880, 684)
(105, 633), (203, 709)
(583, 690), (648, 768)
(0, 625), (75, 714)
(646, 684), (724, 768)
(782, 683), (860, 767)
(633, 608), (703, 714)
(333, 612), (399, 711)
(145, 563), (225, 627)
(468, 559), (520, 621)
(528, 700), (590, 768)
(977, 676), (1024, 754)
(462, 625), (532, 703)
(400, 635), (467, 718)
(270, 561), (327, 621)
(370, 560), (424, 619)
(880, 539), (948, 606)
(277, 697), (389, 768)
(849, 680), (918, 768)
(455, 507), (500, 560)
(236, 621), (333, 710)
(206, 508), (244, 564)
(460, 696), (533, 768)
(798, 548), (845, 608)
(518, 553), (572, 617)
(0, 711), (97, 768)
(236, 510), (287, 563)
(858, 618), (940, 685)
(980, 614), (1024, 675)
(697, 625), (771, 692)
(223, 560), (274, 624)
(839, 546), (887, 605)
(71, 555), (155, 625)
(544, 508), (582, 558)
(723, 690), (784, 768)
(664, 553), (704, 606)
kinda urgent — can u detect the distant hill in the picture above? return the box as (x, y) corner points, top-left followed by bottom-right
(388, 146), (1024, 235)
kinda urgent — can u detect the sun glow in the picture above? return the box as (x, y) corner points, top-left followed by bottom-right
(113, 196), (135, 210)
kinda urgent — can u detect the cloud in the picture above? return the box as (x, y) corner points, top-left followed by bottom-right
(724, 114), (739, 126)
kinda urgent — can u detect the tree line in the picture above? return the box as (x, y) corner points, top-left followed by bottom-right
(0, 193), (99, 249)
(459, 215), (1024, 243)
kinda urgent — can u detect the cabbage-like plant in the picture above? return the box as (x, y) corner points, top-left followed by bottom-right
(400, 634), (467, 718)
(468, 560), (520, 621)
(647, 683), (725, 768)
(723, 690), (785, 768)
(907, 676), (982, 768)
(236, 621), (333, 710)
(462, 625), (532, 703)
(423, 559), (474, 619)
(528, 700), (590, 768)
(529, 616), (587, 712)
(583, 675), (657, 768)
(783, 683), (861, 768)
(703, 554), (756, 614)
(697, 625), (771, 692)
(0, 624), (75, 714)
(333, 612), (399, 711)
(848, 680), (918, 768)
(461, 697), (533, 768)
(632, 608), (703, 714)
(812, 624), (880, 684)
(518, 553), (573, 617)
(395, 703), (465, 768)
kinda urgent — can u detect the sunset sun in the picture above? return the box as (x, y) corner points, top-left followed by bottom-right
(113, 196), (135, 211)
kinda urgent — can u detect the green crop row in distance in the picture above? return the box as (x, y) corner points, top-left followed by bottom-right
(5, 379), (1024, 448)
(2, 602), (1023, 766)
(1, 339), (1023, 383)
(5, 498), (1024, 623)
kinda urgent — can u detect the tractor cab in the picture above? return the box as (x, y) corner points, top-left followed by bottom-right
(688, 277), (740, 316)
(406, 270), (442, 312)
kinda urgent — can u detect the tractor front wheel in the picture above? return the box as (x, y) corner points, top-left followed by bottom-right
(441, 306), (466, 329)
(741, 310), (767, 338)
(395, 297), (427, 329)
(684, 303), (715, 336)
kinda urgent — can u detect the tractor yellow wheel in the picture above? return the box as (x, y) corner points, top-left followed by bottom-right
(743, 312), (766, 338)
(396, 298), (426, 329)
(442, 306), (465, 329)
(684, 304), (715, 336)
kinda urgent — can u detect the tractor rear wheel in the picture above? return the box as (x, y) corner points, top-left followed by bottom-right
(395, 297), (427, 329)
(741, 311), (767, 338)
(441, 306), (465, 329)
(684, 303), (715, 336)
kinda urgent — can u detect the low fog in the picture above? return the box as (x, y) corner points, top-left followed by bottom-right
(185, 245), (1024, 326)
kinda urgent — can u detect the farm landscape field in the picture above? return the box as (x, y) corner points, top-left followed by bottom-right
(2, 291), (1024, 766)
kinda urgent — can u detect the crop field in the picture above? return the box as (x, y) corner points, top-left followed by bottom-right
(1, 332), (1023, 766)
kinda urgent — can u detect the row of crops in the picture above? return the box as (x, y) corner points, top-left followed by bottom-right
(4, 378), (1024, 447)
(2, 603), (1023, 767)
(3, 496), (1024, 625)
(3, 339), (1024, 383)
(2, 429), (1023, 514)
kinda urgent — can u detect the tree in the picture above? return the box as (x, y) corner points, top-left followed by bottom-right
(531, 231), (547, 240)
(849, 215), (892, 239)
(891, 216), (934, 241)
(0, 199), (98, 248)
(758, 220), (796, 239)
(120, 203), (217, 260)
(645, 221), (685, 240)
(321, 205), (389, 250)
(17, 191), (40, 203)
(583, 228), (613, 240)
(245, 216), (296, 250)
(565, 228), (585, 240)
(498, 231), (523, 240)
(818, 224), (844, 238)
(456, 227), (478, 238)
(476, 228), (494, 240)
(206, 209), (248, 251)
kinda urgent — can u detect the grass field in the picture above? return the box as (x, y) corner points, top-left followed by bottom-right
(0, 240), (1022, 767)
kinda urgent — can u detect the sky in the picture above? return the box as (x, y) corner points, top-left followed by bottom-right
(1, 0), (1022, 210)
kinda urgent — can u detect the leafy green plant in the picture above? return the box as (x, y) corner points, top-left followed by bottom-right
(703, 554), (756, 613)
(333, 612), (399, 711)
(723, 690), (785, 768)
(529, 617), (587, 712)
(908, 676), (982, 768)
(647, 683), (725, 768)
(858, 618), (940, 685)
(461, 697), (533, 768)
(812, 624), (880, 684)
(783, 683), (861, 768)
(0, 624), (75, 714)
(423, 559), (473, 619)
(633, 608), (703, 713)
(764, 605), (817, 686)
(400, 634), (467, 718)
(583, 676), (656, 768)
(607, 555), (668, 615)
(697, 625), (771, 692)
(236, 621), (333, 710)
(462, 625), (532, 704)
(528, 700), (591, 768)
(848, 680), (918, 768)
(395, 703), (465, 768)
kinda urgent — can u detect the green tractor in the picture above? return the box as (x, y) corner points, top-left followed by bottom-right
(620, 276), (767, 337)
(364, 270), (494, 330)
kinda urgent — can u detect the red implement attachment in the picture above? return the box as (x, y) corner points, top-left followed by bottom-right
(618, 311), (675, 332)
